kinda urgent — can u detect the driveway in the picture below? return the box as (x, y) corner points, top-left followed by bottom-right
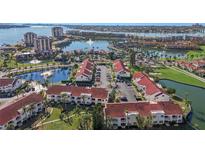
(96, 65), (109, 89)
(117, 82), (136, 102)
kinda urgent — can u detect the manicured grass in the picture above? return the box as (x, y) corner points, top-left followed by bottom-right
(41, 106), (91, 130)
(186, 45), (205, 60)
(41, 113), (85, 130)
(44, 108), (61, 122)
(154, 67), (205, 88)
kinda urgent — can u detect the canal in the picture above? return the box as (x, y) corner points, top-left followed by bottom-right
(159, 79), (205, 129)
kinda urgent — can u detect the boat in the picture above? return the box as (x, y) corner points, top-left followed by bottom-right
(40, 70), (53, 78)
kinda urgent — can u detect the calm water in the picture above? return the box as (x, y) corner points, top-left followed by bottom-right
(16, 68), (70, 84)
(146, 50), (187, 59)
(159, 80), (205, 129)
(0, 26), (53, 45)
(62, 40), (110, 51)
(1, 25), (205, 45)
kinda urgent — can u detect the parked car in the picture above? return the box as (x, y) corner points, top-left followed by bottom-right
(120, 96), (128, 102)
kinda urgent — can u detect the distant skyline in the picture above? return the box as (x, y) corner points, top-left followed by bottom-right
(2, 23), (205, 26)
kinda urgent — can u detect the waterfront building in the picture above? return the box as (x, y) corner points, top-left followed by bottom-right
(46, 85), (109, 105)
(113, 59), (130, 79)
(52, 27), (64, 38)
(15, 51), (36, 61)
(0, 78), (23, 94)
(76, 59), (94, 82)
(133, 72), (170, 101)
(24, 32), (37, 47)
(104, 101), (183, 129)
(0, 93), (44, 130)
(34, 36), (52, 52)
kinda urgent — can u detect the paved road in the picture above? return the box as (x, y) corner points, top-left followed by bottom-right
(117, 82), (136, 102)
(97, 65), (109, 89)
(168, 66), (205, 83)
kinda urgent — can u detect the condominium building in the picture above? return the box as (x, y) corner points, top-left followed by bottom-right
(132, 72), (170, 102)
(34, 36), (52, 52)
(46, 85), (109, 105)
(104, 101), (183, 129)
(113, 59), (130, 79)
(76, 59), (94, 82)
(24, 32), (37, 47)
(0, 93), (44, 130)
(0, 78), (23, 93)
(52, 27), (64, 38)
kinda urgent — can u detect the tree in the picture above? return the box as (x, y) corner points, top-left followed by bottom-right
(109, 89), (116, 102)
(78, 113), (93, 130)
(129, 49), (136, 67)
(7, 123), (15, 130)
(136, 115), (152, 130)
(184, 93), (192, 107)
(61, 92), (68, 110)
(92, 104), (105, 130)
(166, 88), (176, 95)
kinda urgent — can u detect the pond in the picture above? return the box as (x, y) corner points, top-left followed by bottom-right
(61, 40), (110, 52)
(145, 50), (187, 59)
(16, 68), (70, 84)
(159, 79), (205, 129)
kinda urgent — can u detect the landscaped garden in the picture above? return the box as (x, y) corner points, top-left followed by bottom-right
(39, 104), (105, 130)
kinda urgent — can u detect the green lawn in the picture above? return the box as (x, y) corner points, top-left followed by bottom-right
(44, 108), (61, 123)
(186, 45), (205, 60)
(154, 67), (205, 88)
(42, 113), (86, 130)
(41, 106), (91, 130)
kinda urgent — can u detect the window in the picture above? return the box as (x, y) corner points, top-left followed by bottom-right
(121, 123), (126, 126)
(121, 118), (125, 121)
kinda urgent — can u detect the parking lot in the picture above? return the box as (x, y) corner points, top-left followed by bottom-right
(95, 65), (111, 89)
(117, 82), (137, 102)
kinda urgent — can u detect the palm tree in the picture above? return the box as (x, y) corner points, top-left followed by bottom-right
(78, 113), (93, 130)
(61, 92), (68, 110)
(136, 115), (152, 130)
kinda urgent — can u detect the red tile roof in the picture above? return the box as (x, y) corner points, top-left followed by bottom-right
(0, 78), (15, 87)
(105, 101), (182, 118)
(47, 85), (108, 99)
(113, 59), (130, 73)
(0, 93), (43, 125)
(76, 59), (94, 77)
(133, 72), (145, 79)
(133, 72), (161, 95)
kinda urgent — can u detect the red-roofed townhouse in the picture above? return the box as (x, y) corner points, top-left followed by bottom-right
(132, 72), (170, 102)
(0, 78), (23, 93)
(0, 93), (44, 130)
(76, 59), (94, 82)
(46, 85), (109, 105)
(104, 101), (183, 129)
(113, 59), (130, 79)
